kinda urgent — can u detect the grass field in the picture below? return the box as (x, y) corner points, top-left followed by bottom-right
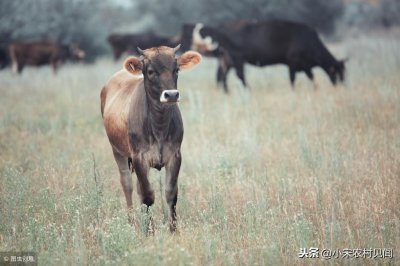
(0, 33), (399, 265)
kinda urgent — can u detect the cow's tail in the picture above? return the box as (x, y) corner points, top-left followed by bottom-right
(8, 45), (18, 74)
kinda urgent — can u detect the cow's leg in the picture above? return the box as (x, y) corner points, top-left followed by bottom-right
(12, 60), (23, 74)
(11, 60), (18, 74)
(222, 65), (231, 93)
(217, 64), (224, 87)
(53, 59), (63, 75)
(133, 159), (155, 234)
(165, 152), (181, 232)
(52, 61), (58, 75)
(112, 149), (133, 209)
(305, 69), (318, 90)
(234, 62), (249, 90)
(217, 57), (231, 93)
(17, 64), (24, 74)
(289, 67), (296, 89)
(133, 159), (154, 207)
(9, 47), (20, 74)
(217, 65), (231, 93)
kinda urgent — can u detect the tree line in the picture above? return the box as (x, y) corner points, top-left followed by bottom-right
(0, 0), (398, 60)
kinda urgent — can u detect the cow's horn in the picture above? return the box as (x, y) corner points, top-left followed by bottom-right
(173, 44), (181, 53)
(137, 47), (145, 55)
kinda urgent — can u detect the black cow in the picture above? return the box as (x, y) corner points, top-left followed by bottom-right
(181, 20), (346, 92)
(107, 33), (179, 60)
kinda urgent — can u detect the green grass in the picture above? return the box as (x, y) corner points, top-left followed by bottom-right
(0, 33), (399, 265)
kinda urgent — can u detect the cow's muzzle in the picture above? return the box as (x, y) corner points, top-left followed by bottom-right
(160, 90), (180, 103)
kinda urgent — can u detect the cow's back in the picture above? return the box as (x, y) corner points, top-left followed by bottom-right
(10, 42), (59, 65)
(101, 69), (143, 156)
(260, 20), (334, 66)
(224, 20), (320, 65)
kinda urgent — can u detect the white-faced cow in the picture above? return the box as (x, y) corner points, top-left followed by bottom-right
(180, 20), (346, 93)
(8, 41), (85, 74)
(101, 45), (201, 232)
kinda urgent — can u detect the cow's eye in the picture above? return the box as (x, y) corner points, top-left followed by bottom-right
(148, 69), (155, 76)
(174, 68), (179, 75)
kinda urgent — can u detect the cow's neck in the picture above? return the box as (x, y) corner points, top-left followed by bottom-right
(146, 94), (174, 142)
(318, 49), (337, 70)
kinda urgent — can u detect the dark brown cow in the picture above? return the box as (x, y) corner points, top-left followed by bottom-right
(9, 41), (85, 74)
(101, 45), (201, 232)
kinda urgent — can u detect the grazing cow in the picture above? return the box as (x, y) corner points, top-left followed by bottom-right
(8, 41), (85, 74)
(100, 45), (201, 232)
(181, 20), (346, 92)
(107, 33), (178, 60)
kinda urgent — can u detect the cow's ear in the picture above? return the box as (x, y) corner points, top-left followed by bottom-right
(123, 56), (143, 75)
(178, 51), (202, 70)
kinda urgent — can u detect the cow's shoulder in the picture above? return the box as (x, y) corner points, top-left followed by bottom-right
(109, 69), (143, 90)
(102, 69), (142, 103)
(102, 69), (143, 119)
(102, 69), (143, 156)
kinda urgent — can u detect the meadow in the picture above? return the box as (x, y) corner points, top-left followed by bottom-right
(0, 32), (399, 265)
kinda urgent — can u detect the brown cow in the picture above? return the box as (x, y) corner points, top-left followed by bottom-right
(101, 45), (201, 232)
(9, 41), (85, 74)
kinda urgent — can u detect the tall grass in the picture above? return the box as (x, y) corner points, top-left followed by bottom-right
(0, 33), (399, 265)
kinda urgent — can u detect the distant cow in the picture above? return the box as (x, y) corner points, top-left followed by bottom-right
(100, 45), (201, 232)
(181, 20), (346, 92)
(107, 33), (178, 60)
(9, 41), (85, 74)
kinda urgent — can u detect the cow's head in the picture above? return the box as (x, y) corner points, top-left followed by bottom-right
(123, 45), (201, 104)
(329, 59), (347, 85)
(60, 44), (84, 61)
(69, 44), (86, 61)
(191, 23), (219, 55)
(180, 23), (224, 57)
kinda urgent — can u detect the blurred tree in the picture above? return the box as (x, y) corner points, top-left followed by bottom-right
(1, 0), (399, 60)
(341, 0), (400, 30)
(0, 0), (122, 60)
(128, 0), (344, 35)
(380, 0), (400, 28)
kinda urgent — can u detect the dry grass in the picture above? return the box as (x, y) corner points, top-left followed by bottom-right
(0, 33), (399, 265)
